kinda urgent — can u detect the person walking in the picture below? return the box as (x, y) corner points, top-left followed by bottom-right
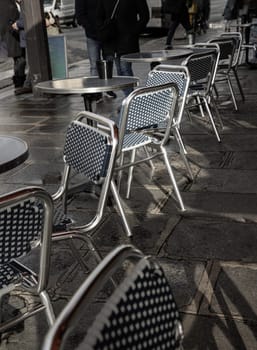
(11, 0), (32, 95)
(75, 0), (116, 101)
(96, 0), (149, 97)
(164, 0), (193, 49)
(0, 0), (26, 91)
(223, 0), (242, 31)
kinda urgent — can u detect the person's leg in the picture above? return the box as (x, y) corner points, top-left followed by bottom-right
(166, 15), (180, 47)
(86, 36), (101, 76)
(115, 56), (133, 96)
(100, 53), (117, 98)
(180, 7), (193, 33)
(13, 48), (26, 88)
(85, 36), (103, 103)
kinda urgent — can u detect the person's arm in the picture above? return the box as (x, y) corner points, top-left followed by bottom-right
(136, 0), (150, 33)
(15, 12), (24, 30)
(75, 0), (87, 26)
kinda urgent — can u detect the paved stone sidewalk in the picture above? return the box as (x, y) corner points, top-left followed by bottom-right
(1, 27), (257, 350)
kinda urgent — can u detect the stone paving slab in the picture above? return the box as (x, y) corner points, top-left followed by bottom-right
(1, 26), (257, 349)
(191, 168), (257, 193)
(202, 262), (257, 322)
(161, 218), (257, 262)
(182, 314), (257, 350)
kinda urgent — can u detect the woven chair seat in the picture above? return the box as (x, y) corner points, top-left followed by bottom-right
(0, 263), (20, 288)
(122, 132), (152, 151)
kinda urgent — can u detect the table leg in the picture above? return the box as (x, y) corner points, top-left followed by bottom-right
(82, 93), (93, 111)
(150, 62), (160, 70)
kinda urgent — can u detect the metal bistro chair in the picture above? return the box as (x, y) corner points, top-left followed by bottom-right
(0, 187), (55, 333)
(42, 244), (184, 350)
(219, 32), (245, 102)
(116, 83), (186, 211)
(208, 37), (238, 111)
(182, 49), (222, 142)
(51, 111), (132, 271)
(193, 42), (224, 129)
(145, 64), (194, 180)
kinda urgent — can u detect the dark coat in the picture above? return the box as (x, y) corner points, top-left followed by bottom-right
(96, 0), (149, 56)
(0, 0), (21, 57)
(163, 0), (190, 15)
(75, 0), (100, 40)
(223, 0), (240, 20)
(16, 11), (26, 48)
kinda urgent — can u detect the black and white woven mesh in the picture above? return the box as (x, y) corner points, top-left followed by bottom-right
(121, 88), (174, 132)
(211, 40), (234, 60)
(187, 54), (213, 82)
(78, 259), (183, 350)
(64, 121), (112, 182)
(146, 71), (186, 97)
(0, 198), (43, 288)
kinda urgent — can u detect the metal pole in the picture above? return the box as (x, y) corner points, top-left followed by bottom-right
(22, 0), (52, 91)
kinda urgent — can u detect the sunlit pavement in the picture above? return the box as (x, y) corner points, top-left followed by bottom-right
(1, 24), (257, 349)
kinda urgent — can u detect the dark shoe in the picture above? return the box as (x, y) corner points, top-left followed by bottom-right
(90, 93), (103, 103)
(12, 75), (26, 88)
(104, 91), (117, 99)
(15, 86), (32, 95)
(165, 45), (173, 50)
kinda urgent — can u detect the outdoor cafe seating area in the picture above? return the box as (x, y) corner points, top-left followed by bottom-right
(1, 29), (257, 349)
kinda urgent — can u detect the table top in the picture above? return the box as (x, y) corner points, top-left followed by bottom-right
(121, 49), (193, 63)
(0, 135), (28, 173)
(35, 76), (140, 95)
(230, 23), (253, 28)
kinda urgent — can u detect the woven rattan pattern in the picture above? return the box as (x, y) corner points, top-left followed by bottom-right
(64, 121), (112, 182)
(79, 259), (182, 350)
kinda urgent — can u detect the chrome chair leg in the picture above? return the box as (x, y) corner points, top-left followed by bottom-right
(110, 180), (132, 237)
(117, 152), (125, 192)
(173, 127), (194, 180)
(210, 94), (224, 129)
(161, 146), (185, 211)
(173, 126), (188, 155)
(126, 148), (136, 199)
(196, 95), (205, 117)
(227, 75), (238, 111)
(143, 145), (155, 171)
(203, 97), (221, 142)
(40, 290), (55, 326)
(233, 68), (245, 101)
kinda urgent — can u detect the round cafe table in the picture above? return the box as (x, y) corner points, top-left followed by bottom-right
(0, 135), (29, 174)
(35, 76), (140, 111)
(121, 48), (193, 69)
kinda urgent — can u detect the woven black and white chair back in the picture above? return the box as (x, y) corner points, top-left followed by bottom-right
(146, 66), (187, 98)
(64, 120), (113, 184)
(80, 258), (182, 350)
(145, 65), (190, 128)
(0, 191), (46, 288)
(0, 187), (55, 332)
(119, 83), (178, 133)
(209, 38), (235, 64)
(184, 52), (215, 83)
(220, 32), (242, 67)
(42, 245), (184, 350)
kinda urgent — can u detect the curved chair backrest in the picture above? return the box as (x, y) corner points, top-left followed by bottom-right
(193, 42), (220, 88)
(0, 187), (53, 283)
(64, 112), (118, 185)
(42, 244), (184, 350)
(118, 83), (179, 153)
(53, 111), (120, 231)
(182, 50), (218, 93)
(0, 186), (55, 332)
(219, 32), (242, 67)
(146, 65), (190, 125)
(208, 37), (236, 70)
